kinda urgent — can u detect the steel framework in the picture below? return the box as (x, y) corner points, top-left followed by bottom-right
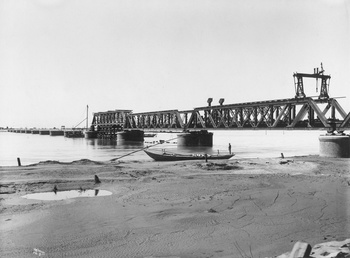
(91, 110), (132, 138)
(90, 98), (349, 131)
(294, 63), (331, 100)
(185, 97), (348, 129)
(90, 65), (349, 132)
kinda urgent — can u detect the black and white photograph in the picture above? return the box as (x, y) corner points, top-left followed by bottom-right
(0, 0), (349, 257)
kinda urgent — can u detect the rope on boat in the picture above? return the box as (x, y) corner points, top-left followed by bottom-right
(109, 136), (179, 162)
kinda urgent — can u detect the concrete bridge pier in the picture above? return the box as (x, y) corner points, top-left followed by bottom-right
(319, 134), (350, 158)
(39, 130), (50, 135)
(85, 126), (98, 139)
(319, 120), (350, 158)
(117, 130), (144, 142)
(177, 130), (213, 147)
(85, 131), (98, 139)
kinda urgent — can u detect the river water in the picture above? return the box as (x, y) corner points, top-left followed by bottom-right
(0, 130), (325, 166)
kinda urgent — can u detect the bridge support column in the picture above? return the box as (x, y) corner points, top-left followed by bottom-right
(85, 131), (98, 139)
(117, 130), (144, 142)
(319, 134), (350, 158)
(177, 130), (213, 147)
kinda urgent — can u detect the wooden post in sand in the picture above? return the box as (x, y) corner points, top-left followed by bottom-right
(17, 157), (21, 166)
(94, 175), (101, 184)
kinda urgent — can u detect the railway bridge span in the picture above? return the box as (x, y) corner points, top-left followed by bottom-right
(90, 65), (350, 138)
(91, 97), (349, 132)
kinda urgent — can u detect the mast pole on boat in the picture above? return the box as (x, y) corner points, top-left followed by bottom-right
(86, 105), (89, 130)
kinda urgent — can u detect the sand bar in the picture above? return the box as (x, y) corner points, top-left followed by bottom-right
(0, 156), (349, 257)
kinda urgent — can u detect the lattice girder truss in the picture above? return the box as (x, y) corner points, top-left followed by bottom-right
(127, 110), (184, 129)
(91, 98), (349, 131)
(91, 110), (132, 130)
(185, 98), (348, 129)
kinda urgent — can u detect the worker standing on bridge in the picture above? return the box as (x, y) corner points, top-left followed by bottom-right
(228, 143), (231, 154)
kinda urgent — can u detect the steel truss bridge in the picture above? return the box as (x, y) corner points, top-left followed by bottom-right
(91, 65), (350, 134)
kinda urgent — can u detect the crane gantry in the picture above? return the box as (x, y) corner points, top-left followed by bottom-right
(293, 63), (331, 100)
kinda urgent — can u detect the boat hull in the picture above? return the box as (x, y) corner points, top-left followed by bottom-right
(144, 150), (234, 161)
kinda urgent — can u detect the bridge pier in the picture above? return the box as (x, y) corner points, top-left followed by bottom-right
(85, 130), (98, 139)
(319, 134), (350, 158)
(50, 130), (64, 136)
(39, 130), (50, 135)
(84, 125), (98, 139)
(117, 130), (144, 142)
(177, 130), (213, 147)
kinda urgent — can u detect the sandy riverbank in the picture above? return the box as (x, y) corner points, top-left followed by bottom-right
(0, 156), (349, 257)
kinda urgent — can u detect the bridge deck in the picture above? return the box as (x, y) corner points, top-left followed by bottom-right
(91, 97), (349, 135)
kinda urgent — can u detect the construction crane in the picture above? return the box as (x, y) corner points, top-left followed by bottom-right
(293, 63), (331, 100)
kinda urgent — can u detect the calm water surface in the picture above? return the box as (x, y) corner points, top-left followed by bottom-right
(0, 130), (324, 166)
(22, 189), (113, 201)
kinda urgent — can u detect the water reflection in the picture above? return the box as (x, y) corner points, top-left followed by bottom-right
(86, 138), (144, 148)
(21, 189), (112, 201)
(116, 140), (144, 147)
(86, 138), (118, 147)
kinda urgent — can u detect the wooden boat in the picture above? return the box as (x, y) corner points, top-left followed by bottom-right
(144, 149), (234, 161)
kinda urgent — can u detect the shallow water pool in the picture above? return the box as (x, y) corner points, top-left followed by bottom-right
(21, 189), (112, 201)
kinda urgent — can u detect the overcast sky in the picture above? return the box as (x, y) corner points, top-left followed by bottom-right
(0, 0), (349, 128)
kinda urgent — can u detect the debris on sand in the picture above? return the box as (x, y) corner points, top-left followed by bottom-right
(279, 159), (293, 165)
(71, 159), (104, 165)
(271, 239), (350, 258)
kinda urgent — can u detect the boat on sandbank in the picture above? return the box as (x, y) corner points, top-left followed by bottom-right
(144, 149), (234, 161)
